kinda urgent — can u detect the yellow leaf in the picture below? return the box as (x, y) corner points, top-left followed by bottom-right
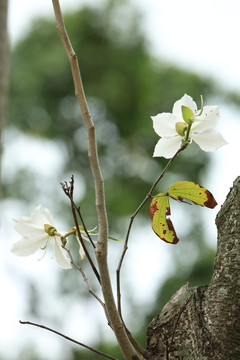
(167, 181), (217, 208)
(149, 193), (179, 244)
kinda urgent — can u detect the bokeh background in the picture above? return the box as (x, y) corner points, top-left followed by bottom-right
(1, 0), (240, 359)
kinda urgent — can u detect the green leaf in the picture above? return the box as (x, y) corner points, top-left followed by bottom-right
(167, 181), (217, 208)
(149, 193), (179, 244)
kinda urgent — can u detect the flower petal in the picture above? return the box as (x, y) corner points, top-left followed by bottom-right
(79, 244), (85, 260)
(12, 218), (46, 237)
(11, 235), (47, 256)
(153, 136), (182, 159)
(152, 113), (178, 137)
(76, 235), (86, 260)
(172, 94), (198, 120)
(191, 128), (228, 151)
(12, 205), (54, 238)
(30, 205), (54, 226)
(193, 106), (220, 132)
(54, 237), (72, 269)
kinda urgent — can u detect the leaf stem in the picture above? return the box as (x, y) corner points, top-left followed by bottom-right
(116, 145), (186, 319)
(183, 123), (192, 145)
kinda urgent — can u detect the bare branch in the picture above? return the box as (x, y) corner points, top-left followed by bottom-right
(19, 321), (119, 360)
(62, 244), (103, 305)
(61, 178), (101, 283)
(51, 1), (108, 243)
(62, 176), (96, 249)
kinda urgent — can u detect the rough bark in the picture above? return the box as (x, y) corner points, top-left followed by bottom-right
(147, 176), (240, 360)
(0, 0), (8, 198)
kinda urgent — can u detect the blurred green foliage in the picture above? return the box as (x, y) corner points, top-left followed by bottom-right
(6, 1), (229, 359)
(8, 1), (214, 229)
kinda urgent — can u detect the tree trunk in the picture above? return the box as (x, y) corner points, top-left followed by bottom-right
(147, 176), (240, 360)
(0, 0), (9, 198)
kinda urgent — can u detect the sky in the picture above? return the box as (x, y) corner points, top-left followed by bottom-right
(3, 0), (240, 359)
(138, 0), (240, 90)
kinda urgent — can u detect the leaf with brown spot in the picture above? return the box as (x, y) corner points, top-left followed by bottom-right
(149, 193), (179, 244)
(149, 181), (217, 244)
(167, 181), (217, 208)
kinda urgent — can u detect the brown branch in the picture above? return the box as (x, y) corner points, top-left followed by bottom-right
(52, 2), (141, 359)
(66, 176), (96, 249)
(19, 321), (119, 360)
(116, 146), (186, 319)
(73, 203), (96, 249)
(75, 207), (96, 249)
(62, 240), (113, 325)
(62, 243), (113, 329)
(61, 179), (101, 283)
(62, 243), (113, 328)
(62, 244), (104, 306)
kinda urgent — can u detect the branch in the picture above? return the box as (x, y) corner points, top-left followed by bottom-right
(62, 176), (96, 248)
(116, 146), (185, 319)
(19, 321), (119, 360)
(61, 178), (101, 283)
(51, 1), (108, 243)
(62, 244), (103, 306)
(51, 2), (141, 358)
(62, 243), (113, 329)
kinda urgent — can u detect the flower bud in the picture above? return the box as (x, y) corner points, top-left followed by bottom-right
(72, 225), (84, 234)
(175, 122), (187, 136)
(181, 105), (194, 124)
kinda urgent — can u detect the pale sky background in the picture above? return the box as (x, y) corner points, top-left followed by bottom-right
(2, 0), (240, 359)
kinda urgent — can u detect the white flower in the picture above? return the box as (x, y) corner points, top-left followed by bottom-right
(11, 205), (71, 269)
(152, 94), (227, 158)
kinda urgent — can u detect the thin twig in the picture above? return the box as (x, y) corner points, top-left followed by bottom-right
(19, 321), (119, 360)
(116, 146), (186, 319)
(73, 204), (101, 282)
(75, 208), (96, 248)
(63, 245), (104, 306)
(62, 244), (112, 327)
(74, 203), (96, 249)
(69, 176), (96, 248)
(61, 179), (101, 284)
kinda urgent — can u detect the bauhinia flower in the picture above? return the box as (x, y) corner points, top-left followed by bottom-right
(152, 94), (227, 158)
(11, 205), (71, 269)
